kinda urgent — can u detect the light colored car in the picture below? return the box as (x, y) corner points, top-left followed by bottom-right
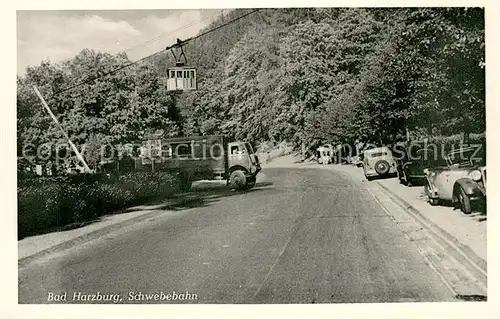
(362, 147), (398, 181)
(424, 146), (486, 214)
(317, 145), (333, 165)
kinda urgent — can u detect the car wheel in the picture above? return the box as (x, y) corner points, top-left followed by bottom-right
(406, 175), (413, 187)
(457, 186), (472, 215)
(374, 160), (390, 175)
(397, 170), (405, 184)
(401, 171), (409, 186)
(425, 183), (439, 205)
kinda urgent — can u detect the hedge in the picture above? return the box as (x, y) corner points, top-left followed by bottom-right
(17, 171), (182, 239)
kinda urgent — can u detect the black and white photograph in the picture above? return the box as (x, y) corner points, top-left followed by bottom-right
(3, 0), (497, 317)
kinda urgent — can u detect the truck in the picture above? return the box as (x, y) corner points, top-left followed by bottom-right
(137, 135), (261, 191)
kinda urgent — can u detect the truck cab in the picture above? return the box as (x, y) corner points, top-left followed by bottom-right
(227, 141), (261, 190)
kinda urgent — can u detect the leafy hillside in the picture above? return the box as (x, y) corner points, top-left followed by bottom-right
(17, 8), (485, 167)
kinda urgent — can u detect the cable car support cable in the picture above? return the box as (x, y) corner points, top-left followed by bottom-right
(52, 9), (261, 96)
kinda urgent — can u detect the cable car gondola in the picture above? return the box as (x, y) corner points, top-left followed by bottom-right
(166, 38), (197, 92)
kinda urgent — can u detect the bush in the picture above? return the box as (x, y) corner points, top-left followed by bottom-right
(18, 172), (181, 239)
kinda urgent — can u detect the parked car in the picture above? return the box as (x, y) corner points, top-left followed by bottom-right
(317, 145), (333, 165)
(423, 146), (486, 214)
(396, 147), (446, 186)
(362, 146), (398, 181)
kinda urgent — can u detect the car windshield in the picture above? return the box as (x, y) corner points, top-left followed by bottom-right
(447, 148), (481, 166)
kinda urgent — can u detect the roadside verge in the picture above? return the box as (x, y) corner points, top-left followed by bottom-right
(364, 180), (487, 299)
(377, 181), (487, 274)
(18, 173), (274, 268)
(374, 176), (487, 263)
(19, 200), (181, 268)
(376, 181), (487, 297)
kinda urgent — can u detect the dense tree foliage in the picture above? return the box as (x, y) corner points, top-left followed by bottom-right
(17, 8), (485, 167)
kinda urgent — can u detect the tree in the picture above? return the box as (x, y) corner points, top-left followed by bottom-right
(218, 22), (281, 141)
(17, 49), (184, 171)
(17, 7), (485, 165)
(276, 9), (383, 147)
(405, 8), (485, 136)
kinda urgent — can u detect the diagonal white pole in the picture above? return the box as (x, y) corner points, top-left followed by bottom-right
(33, 86), (92, 173)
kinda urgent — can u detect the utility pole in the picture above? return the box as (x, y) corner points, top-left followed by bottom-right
(33, 86), (92, 173)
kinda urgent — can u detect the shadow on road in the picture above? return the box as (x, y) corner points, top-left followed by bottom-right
(162, 188), (270, 211)
(28, 181), (275, 239)
(126, 181), (275, 213)
(365, 174), (398, 182)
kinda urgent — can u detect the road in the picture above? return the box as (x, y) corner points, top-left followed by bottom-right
(18, 168), (456, 304)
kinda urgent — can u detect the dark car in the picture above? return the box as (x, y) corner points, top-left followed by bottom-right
(396, 147), (445, 186)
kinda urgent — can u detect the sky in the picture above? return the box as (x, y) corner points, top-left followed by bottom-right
(16, 9), (232, 75)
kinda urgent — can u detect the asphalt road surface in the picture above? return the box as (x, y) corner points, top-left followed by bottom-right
(19, 168), (456, 304)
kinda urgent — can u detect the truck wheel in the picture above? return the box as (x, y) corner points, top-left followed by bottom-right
(229, 170), (247, 191)
(458, 186), (472, 215)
